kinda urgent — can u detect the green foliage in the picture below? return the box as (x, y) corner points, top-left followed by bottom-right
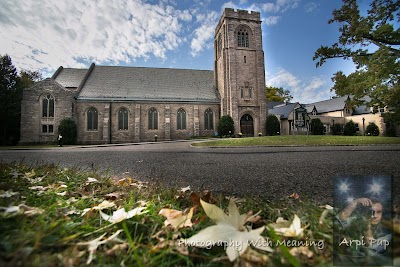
(314, 0), (400, 122)
(365, 122), (380, 136)
(266, 86), (293, 102)
(310, 118), (324, 135)
(332, 124), (343, 135)
(0, 55), (42, 145)
(58, 118), (77, 145)
(343, 120), (357, 136)
(217, 115), (234, 137)
(266, 115), (280, 135)
(0, 55), (20, 145)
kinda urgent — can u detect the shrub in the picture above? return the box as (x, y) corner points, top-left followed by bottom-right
(58, 118), (77, 145)
(385, 127), (397, 137)
(310, 118), (324, 135)
(217, 115), (234, 137)
(343, 120), (357, 136)
(266, 115), (280, 136)
(365, 123), (380, 136)
(332, 124), (343, 135)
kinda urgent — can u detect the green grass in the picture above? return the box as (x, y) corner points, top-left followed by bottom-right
(0, 163), (398, 266)
(192, 135), (400, 147)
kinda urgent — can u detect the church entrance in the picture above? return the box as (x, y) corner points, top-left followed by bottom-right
(240, 114), (254, 137)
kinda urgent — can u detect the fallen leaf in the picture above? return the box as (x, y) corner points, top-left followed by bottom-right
(159, 207), (194, 229)
(179, 186), (191, 193)
(100, 207), (147, 223)
(267, 215), (304, 237)
(77, 230), (124, 264)
(289, 246), (314, 258)
(289, 193), (300, 200)
(86, 177), (99, 185)
(105, 243), (128, 256)
(24, 170), (36, 178)
(185, 200), (272, 262)
(81, 200), (116, 216)
(0, 190), (19, 198)
(0, 204), (44, 216)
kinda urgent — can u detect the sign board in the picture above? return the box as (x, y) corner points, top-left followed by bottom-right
(295, 107), (307, 128)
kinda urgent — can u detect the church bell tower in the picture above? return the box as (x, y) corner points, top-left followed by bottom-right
(214, 8), (267, 136)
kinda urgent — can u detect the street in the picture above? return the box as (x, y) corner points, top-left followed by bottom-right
(1, 142), (399, 204)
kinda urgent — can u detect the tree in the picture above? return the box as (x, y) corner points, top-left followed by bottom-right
(365, 122), (380, 136)
(314, 0), (400, 122)
(217, 115), (234, 137)
(266, 86), (293, 102)
(343, 120), (357, 136)
(266, 115), (280, 135)
(58, 118), (77, 145)
(310, 118), (324, 135)
(0, 55), (19, 145)
(0, 55), (41, 145)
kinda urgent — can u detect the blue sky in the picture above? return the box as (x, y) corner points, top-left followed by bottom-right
(0, 0), (368, 103)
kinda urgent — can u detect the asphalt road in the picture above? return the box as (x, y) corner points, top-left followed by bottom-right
(1, 142), (399, 204)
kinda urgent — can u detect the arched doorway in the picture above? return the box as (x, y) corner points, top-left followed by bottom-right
(240, 114), (254, 137)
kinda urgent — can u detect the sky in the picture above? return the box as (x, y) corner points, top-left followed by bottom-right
(0, 0), (369, 103)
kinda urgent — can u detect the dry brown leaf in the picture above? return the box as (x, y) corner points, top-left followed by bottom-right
(105, 243), (128, 256)
(159, 207), (194, 229)
(289, 246), (314, 258)
(289, 193), (300, 200)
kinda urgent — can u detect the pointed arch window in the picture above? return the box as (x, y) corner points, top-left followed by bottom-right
(42, 94), (54, 117)
(118, 108), (129, 130)
(87, 107), (98, 131)
(204, 109), (214, 130)
(148, 108), (158, 130)
(177, 108), (186, 130)
(237, 28), (249, 48)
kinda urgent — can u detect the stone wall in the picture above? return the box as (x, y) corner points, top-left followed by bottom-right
(19, 79), (75, 144)
(74, 101), (220, 144)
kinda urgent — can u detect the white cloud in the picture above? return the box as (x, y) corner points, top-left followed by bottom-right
(266, 68), (334, 103)
(190, 11), (219, 57)
(0, 0), (192, 73)
(262, 0), (300, 13)
(304, 2), (319, 13)
(264, 16), (280, 26)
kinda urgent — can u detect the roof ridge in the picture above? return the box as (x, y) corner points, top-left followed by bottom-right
(95, 65), (213, 72)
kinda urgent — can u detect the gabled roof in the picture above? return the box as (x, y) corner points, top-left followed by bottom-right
(267, 101), (284, 109)
(53, 67), (89, 88)
(75, 65), (218, 102)
(268, 102), (299, 119)
(306, 95), (350, 114)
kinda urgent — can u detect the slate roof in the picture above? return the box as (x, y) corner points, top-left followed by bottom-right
(306, 96), (350, 114)
(54, 68), (88, 88)
(75, 65), (218, 102)
(267, 101), (284, 109)
(268, 102), (298, 119)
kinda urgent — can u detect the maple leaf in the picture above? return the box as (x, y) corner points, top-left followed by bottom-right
(81, 200), (116, 216)
(159, 207), (194, 229)
(99, 207), (147, 223)
(77, 230), (124, 265)
(185, 199), (272, 262)
(267, 214), (304, 237)
(179, 186), (191, 193)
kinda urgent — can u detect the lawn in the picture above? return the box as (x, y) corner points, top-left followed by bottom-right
(192, 135), (400, 147)
(0, 163), (398, 266)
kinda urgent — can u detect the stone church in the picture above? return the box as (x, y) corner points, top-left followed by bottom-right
(20, 8), (267, 144)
